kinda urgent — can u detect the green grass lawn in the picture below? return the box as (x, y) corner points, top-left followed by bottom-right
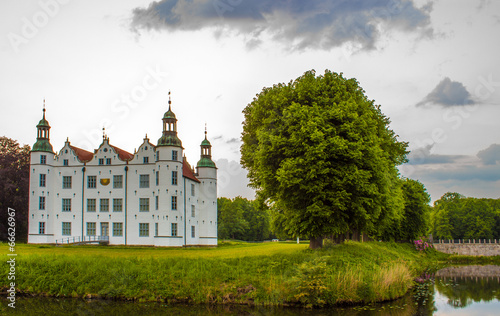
(1, 240), (487, 307)
(4, 241), (307, 259)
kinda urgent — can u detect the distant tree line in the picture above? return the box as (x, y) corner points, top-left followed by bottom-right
(217, 196), (273, 241)
(430, 192), (500, 240)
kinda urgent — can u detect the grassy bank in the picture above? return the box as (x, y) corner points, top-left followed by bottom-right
(1, 241), (493, 307)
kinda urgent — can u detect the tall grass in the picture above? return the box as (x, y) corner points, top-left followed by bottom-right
(371, 262), (413, 301)
(0, 241), (453, 306)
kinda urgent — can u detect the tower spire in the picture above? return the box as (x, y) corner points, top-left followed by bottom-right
(197, 126), (215, 168)
(157, 91), (182, 147)
(168, 90), (171, 111)
(32, 99), (54, 153)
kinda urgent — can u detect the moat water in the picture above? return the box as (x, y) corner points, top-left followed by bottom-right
(2, 265), (499, 315)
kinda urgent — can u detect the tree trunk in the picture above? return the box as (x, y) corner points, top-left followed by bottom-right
(352, 229), (359, 241)
(309, 236), (324, 249)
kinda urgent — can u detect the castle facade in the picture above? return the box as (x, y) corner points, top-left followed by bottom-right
(28, 99), (217, 246)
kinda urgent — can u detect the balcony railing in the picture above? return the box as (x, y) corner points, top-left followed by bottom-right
(434, 239), (499, 244)
(55, 235), (109, 245)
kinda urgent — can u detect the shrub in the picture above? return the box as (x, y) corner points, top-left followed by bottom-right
(414, 237), (433, 252)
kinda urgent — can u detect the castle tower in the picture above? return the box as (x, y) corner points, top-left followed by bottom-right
(196, 127), (217, 245)
(28, 102), (55, 244)
(155, 92), (185, 241)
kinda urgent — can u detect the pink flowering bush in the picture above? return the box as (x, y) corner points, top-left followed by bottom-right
(414, 272), (434, 284)
(413, 237), (433, 252)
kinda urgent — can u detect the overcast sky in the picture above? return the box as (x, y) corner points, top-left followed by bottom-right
(2, 0), (500, 203)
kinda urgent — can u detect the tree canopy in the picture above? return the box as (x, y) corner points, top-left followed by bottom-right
(430, 192), (500, 240)
(240, 70), (408, 248)
(217, 196), (271, 241)
(0, 136), (30, 242)
(385, 178), (431, 241)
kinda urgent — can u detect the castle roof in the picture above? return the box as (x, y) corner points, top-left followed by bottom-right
(109, 144), (134, 161)
(183, 158), (200, 183)
(69, 145), (93, 162)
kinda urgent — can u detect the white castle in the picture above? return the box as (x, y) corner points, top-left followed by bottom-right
(28, 98), (217, 246)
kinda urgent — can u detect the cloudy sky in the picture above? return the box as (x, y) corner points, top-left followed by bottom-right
(1, 0), (500, 203)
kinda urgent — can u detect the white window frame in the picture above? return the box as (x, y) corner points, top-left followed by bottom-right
(139, 223), (149, 237)
(139, 198), (149, 212)
(62, 222), (71, 236)
(139, 174), (150, 188)
(113, 222), (123, 236)
(113, 175), (123, 188)
(171, 196), (177, 210)
(87, 199), (96, 212)
(62, 198), (71, 212)
(100, 198), (109, 212)
(62, 176), (72, 189)
(171, 223), (178, 237)
(88, 176), (96, 188)
(39, 196), (45, 210)
(39, 222), (45, 234)
(39, 174), (46, 187)
(172, 171), (178, 185)
(86, 222), (96, 236)
(113, 198), (123, 212)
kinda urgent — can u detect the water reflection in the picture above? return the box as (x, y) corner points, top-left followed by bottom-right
(412, 265), (500, 316)
(431, 265), (500, 316)
(2, 265), (499, 315)
(0, 296), (419, 316)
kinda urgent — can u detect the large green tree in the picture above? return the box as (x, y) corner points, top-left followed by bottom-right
(0, 137), (30, 242)
(399, 178), (431, 241)
(376, 178), (430, 241)
(240, 70), (408, 248)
